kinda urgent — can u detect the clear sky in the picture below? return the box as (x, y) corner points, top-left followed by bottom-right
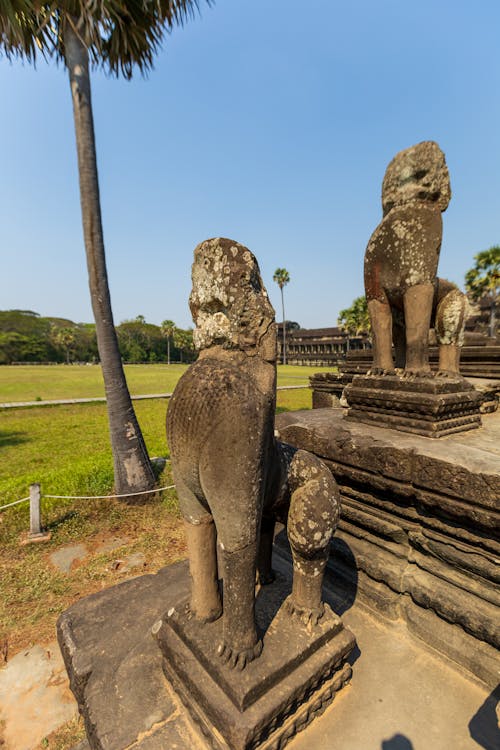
(1, 0), (499, 330)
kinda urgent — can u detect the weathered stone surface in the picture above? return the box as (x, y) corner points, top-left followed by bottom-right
(57, 564), (200, 750)
(50, 543), (88, 573)
(276, 408), (500, 687)
(344, 373), (482, 437)
(310, 348), (500, 416)
(381, 140), (451, 215)
(109, 551), (147, 573)
(57, 559), (355, 750)
(310, 373), (351, 407)
(57, 552), (499, 750)
(0, 642), (78, 750)
(155, 564), (355, 750)
(95, 536), (129, 554)
(157, 238), (358, 747)
(327, 345), (500, 380)
(167, 238), (348, 673)
(362, 141), (476, 434)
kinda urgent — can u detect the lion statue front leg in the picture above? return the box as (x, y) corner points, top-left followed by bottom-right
(285, 450), (341, 627)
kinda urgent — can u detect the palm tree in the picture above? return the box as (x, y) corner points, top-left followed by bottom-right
(161, 319), (176, 365)
(273, 268), (290, 365)
(338, 295), (371, 351)
(0, 1), (211, 498)
(465, 246), (500, 339)
(54, 326), (77, 364)
(173, 327), (194, 363)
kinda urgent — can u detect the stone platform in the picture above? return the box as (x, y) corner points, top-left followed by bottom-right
(57, 552), (500, 750)
(155, 580), (354, 750)
(344, 374), (482, 437)
(57, 557), (355, 750)
(276, 407), (500, 689)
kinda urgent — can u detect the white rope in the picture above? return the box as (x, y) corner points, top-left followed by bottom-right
(44, 483), (176, 500)
(0, 496), (30, 511)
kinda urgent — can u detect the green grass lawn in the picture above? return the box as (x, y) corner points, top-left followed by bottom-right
(0, 363), (332, 403)
(0, 363), (332, 507)
(0, 387), (315, 510)
(0, 363), (187, 403)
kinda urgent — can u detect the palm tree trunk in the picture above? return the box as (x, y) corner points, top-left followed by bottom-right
(280, 286), (286, 365)
(167, 337), (170, 365)
(489, 293), (497, 339)
(64, 18), (155, 498)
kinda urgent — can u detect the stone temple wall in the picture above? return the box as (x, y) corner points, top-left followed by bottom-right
(275, 408), (500, 689)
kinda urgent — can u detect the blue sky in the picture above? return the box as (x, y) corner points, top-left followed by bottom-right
(1, 0), (499, 329)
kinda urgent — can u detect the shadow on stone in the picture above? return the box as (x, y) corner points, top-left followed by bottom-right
(468, 683), (500, 750)
(381, 734), (414, 750)
(326, 537), (359, 616)
(273, 530), (359, 619)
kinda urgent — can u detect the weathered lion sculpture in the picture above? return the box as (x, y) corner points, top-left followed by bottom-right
(167, 238), (340, 670)
(364, 140), (468, 376)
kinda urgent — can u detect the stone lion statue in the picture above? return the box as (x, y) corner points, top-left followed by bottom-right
(364, 141), (468, 376)
(167, 238), (340, 670)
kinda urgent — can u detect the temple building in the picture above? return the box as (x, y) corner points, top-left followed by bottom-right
(277, 325), (371, 366)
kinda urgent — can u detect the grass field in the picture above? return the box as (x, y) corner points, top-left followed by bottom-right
(0, 363), (328, 403)
(0, 362), (332, 510)
(0, 363), (330, 502)
(0, 389), (316, 508)
(0, 363), (332, 748)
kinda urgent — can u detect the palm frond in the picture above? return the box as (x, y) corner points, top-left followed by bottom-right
(0, 1), (55, 62)
(0, 0), (213, 76)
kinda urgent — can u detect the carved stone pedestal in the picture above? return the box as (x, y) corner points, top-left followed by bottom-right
(344, 373), (482, 437)
(310, 373), (351, 408)
(57, 558), (355, 750)
(155, 571), (355, 750)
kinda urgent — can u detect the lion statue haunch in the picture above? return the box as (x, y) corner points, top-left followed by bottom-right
(364, 141), (467, 376)
(167, 238), (341, 670)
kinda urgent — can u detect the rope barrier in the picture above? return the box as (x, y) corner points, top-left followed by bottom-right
(1, 468), (175, 510)
(0, 496), (30, 511)
(44, 483), (176, 500)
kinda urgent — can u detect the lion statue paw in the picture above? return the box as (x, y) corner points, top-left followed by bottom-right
(284, 595), (325, 628)
(217, 639), (263, 671)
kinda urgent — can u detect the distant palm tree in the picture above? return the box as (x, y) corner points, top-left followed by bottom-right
(161, 320), (176, 365)
(173, 328), (194, 363)
(54, 326), (77, 364)
(338, 295), (371, 350)
(273, 268), (290, 365)
(0, 1), (211, 498)
(465, 246), (500, 339)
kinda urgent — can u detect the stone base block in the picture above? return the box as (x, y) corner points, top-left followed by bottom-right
(345, 373), (482, 436)
(312, 389), (340, 408)
(57, 558), (356, 750)
(155, 565), (355, 750)
(310, 373), (352, 409)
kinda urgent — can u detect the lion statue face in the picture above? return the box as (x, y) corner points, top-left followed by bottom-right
(189, 238), (277, 361)
(382, 140), (451, 216)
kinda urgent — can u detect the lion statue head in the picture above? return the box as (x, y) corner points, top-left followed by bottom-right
(189, 238), (277, 362)
(382, 140), (451, 216)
